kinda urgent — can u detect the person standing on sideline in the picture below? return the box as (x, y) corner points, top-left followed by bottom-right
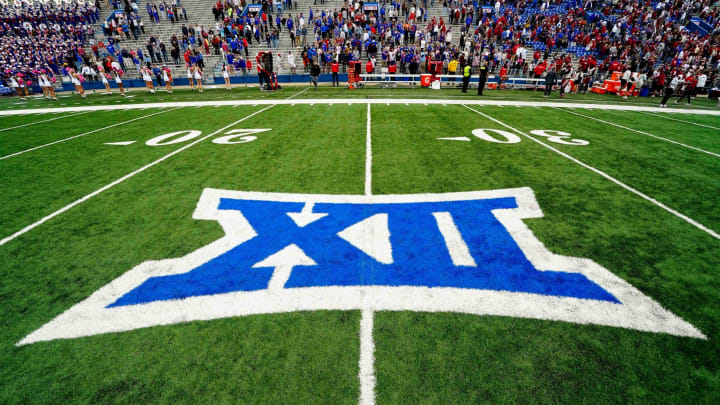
(461, 62), (471, 93)
(222, 63), (232, 90)
(544, 67), (557, 97)
(331, 60), (339, 86)
(675, 72), (696, 106)
(660, 72), (680, 107)
(310, 60), (321, 91)
(476, 61), (488, 95)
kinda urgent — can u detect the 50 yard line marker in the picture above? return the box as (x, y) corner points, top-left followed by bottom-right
(359, 102), (376, 405)
(0, 105), (275, 247)
(463, 105), (720, 240)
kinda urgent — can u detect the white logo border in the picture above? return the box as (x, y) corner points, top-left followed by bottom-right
(18, 187), (706, 345)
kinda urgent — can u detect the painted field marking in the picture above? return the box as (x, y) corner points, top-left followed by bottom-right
(360, 102), (376, 405)
(4, 98), (720, 116)
(104, 141), (137, 146)
(638, 111), (720, 131)
(438, 136), (472, 141)
(0, 111), (90, 133)
(0, 108), (177, 161)
(554, 108), (720, 158)
(0, 105), (275, 247)
(463, 105), (720, 240)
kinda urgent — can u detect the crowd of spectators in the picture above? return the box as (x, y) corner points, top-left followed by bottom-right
(194, 0), (720, 93)
(2, 0), (720, 100)
(0, 1), (100, 88)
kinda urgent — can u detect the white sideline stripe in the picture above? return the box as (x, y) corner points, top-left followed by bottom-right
(433, 212), (478, 267)
(0, 109), (177, 160)
(638, 111), (720, 131)
(2, 98), (720, 116)
(0, 105), (275, 247)
(0, 111), (90, 132)
(359, 309), (376, 405)
(359, 102), (376, 405)
(463, 105), (720, 240)
(555, 108), (720, 158)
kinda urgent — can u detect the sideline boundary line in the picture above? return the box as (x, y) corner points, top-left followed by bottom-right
(0, 105), (275, 247)
(554, 108), (720, 158)
(462, 105), (720, 240)
(0, 108), (178, 160)
(638, 111), (720, 131)
(2, 98), (720, 116)
(0, 111), (90, 132)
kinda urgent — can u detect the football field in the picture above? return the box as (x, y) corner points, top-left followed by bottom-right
(1, 88), (719, 403)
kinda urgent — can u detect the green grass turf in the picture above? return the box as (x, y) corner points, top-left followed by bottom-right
(553, 108), (720, 155)
(370, 104), (719, 403)
(0, 98), (719, 403)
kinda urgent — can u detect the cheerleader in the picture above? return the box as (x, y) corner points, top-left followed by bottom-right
(38, 69), (58, 100)
(97, 63), (112, 95)
(16, 73), (30, 100)
(193, 64), (203, 92)
(114, 68), (127, 97)
(68, 68), (86, 99)
(222, 63), (232, 90)
(187, 65), (195, 90)
(162, 65), (173, 93)
(6, 72), (23, 101)
(142, 66), (155, 93)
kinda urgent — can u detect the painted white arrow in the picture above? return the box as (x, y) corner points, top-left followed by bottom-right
(252, 244), (317, 291)
(286, 202), (328, 227)
(337, 214), (393, 264)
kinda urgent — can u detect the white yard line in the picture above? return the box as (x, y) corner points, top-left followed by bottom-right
(286, 87), (310, 99)
(0, 108), (178, 161)
(638, 111), (720, 131)
(358, 102), (376, 405)
(2, 98), (720, 116)
(0, 105), (275, 247)
(0, 111), (90, 132)
(554, 108), (720, 158)
(365, 103), (373, 196)
(359, 309), (376, 405)
(463, 105), (720, 240)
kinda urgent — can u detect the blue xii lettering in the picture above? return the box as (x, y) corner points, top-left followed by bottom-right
(18, 187), (705, 345)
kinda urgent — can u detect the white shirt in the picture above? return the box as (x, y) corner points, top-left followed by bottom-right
(697, 74), (707, 87)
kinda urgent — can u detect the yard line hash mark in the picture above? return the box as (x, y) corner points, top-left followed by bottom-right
(0, 108), (177, 161)
(463, 105), (720, 240)
(555, 108), (720, 158)
(0, 111), (90, 132)
(0, 105), (275, 247)
(638, 111), (720, 131)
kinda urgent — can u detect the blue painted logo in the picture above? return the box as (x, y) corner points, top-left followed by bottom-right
(110, 194), (617, 307)
(20, 188), (704, 346)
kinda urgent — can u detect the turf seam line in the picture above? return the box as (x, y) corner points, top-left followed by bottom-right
(0, 108), (178, 161)
(0, 111), (90, 132)
(637, 110), (720, 131)
(0, 104), (275, 247)
(462, 104), (720, 240)
(553, 107), (720, 158)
